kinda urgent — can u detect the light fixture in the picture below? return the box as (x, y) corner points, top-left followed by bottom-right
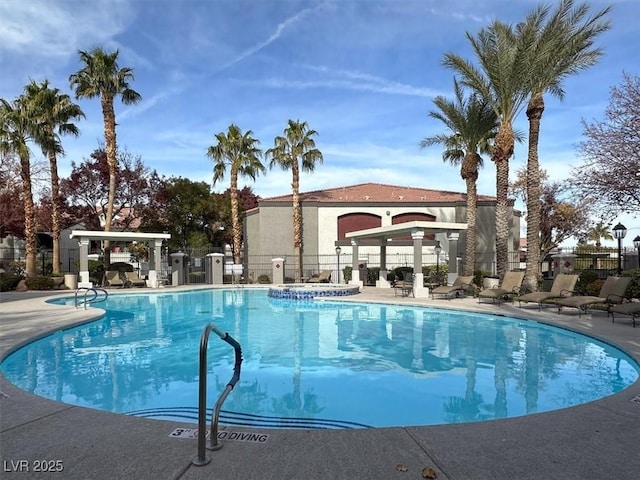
(434, 241), (442, 282)
(612, 223), (627, 275)
(634, 235), (640, 268)
(335, 245), (342, 284)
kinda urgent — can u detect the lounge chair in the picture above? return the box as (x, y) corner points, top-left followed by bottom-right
(306, 270), (332, 283)
(610, 302), (640, 327)
(517, 273), (579, 310)
(555, 276), (631, 317)
(124, 271), (146, 287)
(105, 270), (125, 288)
(393, 272), (414, 297)
(431, 275), (475, 300)
(478, 271), (525, 305)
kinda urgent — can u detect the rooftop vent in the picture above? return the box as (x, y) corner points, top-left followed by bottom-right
(398, 195), (404, 200)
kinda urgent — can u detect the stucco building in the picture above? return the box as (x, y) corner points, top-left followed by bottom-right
(244, 182), (521, 281)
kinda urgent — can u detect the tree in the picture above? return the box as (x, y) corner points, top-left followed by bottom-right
(69, 47), (141, 265)
(517, 0), (610, 291)
(265, 120), (323, 282)
(0, 153), (25, 238)
(511, 167), (593, 265)
(0, 96), (38, 276)
(443, 21), (530, 277)
(207, 124), (265, 265)
(420, 79), (497, 276)
(585, 221), (613, 249)
(60, 148), (158, 231)
(143, 177), (219, 251)
(571, 73), (640, 217)
(23, 80), (85, 274)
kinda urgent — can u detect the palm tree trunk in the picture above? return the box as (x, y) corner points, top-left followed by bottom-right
(493, 123), (515, 278)
(101, 94), (117, 268)
(524, 93), (544, 292)
(462, 153), (479, 276)
(292, 161), (302, 282)
(19, 152), (37, 277)
(230, 169), (242, 265)
(48, 150), (61, 275)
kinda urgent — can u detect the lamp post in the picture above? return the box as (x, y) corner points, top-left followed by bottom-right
(612, 223), (627, 275)
(634, 235), (640, 269)
(434, 241), (442, 284)
(335, 245), (342, 284)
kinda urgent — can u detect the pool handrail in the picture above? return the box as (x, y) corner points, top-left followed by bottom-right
(74, 287), (108, 309)
(193, 322), (243, 467)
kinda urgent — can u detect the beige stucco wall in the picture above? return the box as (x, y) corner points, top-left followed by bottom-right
(244, 198), (520, 277)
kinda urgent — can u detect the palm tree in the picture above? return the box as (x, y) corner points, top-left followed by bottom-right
(265, 120), (323, 282)
(23, 80), (85, 274)
(69, 47), (141, 265)
(207, 124), (265, 265)
(443, 22), (530, 277)
(0, 96), (38, 276)
(517, 0), (610, 292)
(420, 79), (497, 276)
(587, 221), (613, 249)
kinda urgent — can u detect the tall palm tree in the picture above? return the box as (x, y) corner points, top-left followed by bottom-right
(265, 120), (323, 282)
(587, 221), (613, 249)
(443, 22), (530, 277)
(207, 124), (265, 265)
(0, 96), (38, 276)
(420, 79), (498, 276)
(23, 80), (85, 274)
(69, 47), (141, 265)
(517, 0), (610, 292)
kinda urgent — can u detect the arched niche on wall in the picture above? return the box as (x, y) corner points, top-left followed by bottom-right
(337, 213), (382, 240)
(392, 212), (436, 241)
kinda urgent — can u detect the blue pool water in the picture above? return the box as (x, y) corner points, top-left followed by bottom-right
(1, 289), (638, 429)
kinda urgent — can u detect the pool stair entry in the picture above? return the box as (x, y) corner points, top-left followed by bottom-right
(192, 322), (243, 467)
(74, 287), (108, 309)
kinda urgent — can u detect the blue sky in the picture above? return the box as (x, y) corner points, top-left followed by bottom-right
(1, 0), (638, 243)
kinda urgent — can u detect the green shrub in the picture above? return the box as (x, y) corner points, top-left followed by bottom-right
(622, 268), (640, 299)
(24, 275), (54, 290)
(343, 266), (353, 282)
(473, 270), (492, 289)
(575, 270), (599, 295)
(0, 273), (22, 292)
(88, 259), (105, 284)
(257, 274), (271, 284)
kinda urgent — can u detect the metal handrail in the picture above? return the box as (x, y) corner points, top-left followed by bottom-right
(192, 322), (242, 467)
(74, 287), (108, 309)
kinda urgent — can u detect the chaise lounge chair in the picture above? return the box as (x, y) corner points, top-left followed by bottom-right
(610, 302), (640, 327)
(306, 270), (332, 283)
(393, 272), (414, 297)
(517, 273), (579, 310)
(555, 276), (631, 317)
(478, 271), (525, 305)
(105, 270), (125, 288)
(431, 275), (475, 300)
(124, 271), (146, 287)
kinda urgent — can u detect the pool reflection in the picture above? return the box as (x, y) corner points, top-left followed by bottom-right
(1, 290), (638, 428)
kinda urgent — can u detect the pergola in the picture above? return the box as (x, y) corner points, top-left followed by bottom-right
(70, 230), (171, 288)
(345, 221), (468, 297)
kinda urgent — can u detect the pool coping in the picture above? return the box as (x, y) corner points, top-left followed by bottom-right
(1, 285), (639, 480)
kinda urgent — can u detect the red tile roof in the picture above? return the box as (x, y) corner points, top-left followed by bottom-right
(260, 182), (495, 204)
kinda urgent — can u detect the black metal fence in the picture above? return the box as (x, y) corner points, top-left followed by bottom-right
(2, 245), (638, 285)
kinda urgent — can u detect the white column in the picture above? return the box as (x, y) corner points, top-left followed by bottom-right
(350, 240), (362, 286)
(411, 229), (426, 297)
(78, 237), (92, 287)
(447, 232), (460, 285)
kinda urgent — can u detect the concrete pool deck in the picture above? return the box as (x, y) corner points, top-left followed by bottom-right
(1, 285), (639, 480)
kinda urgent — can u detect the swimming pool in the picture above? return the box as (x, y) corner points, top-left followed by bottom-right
(1, 289), (638, 429)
